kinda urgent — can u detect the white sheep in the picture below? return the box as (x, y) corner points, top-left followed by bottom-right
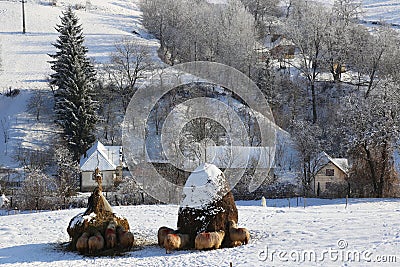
(164, 233), (190, 254)
(195, 230), (225, 250)
(88, 231), (104, 254)
(227, 220), (250, 245)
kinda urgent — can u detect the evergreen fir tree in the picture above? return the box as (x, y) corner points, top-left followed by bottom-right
(49, 7), (98, 162)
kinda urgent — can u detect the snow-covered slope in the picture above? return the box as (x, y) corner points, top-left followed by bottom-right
(0, 0), (160, 90)
(0, 0), (160, 168)
(1, 0), (398, 170)
(311, 0), (400, 26)
(0, 199), (399, 266)
(362, 0), (400, 25)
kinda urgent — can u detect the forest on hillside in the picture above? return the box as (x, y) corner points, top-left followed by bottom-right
(1, 0), (400, 211)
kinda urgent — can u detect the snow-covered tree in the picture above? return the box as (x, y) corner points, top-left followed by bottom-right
(241, 0), (280, 21)
(348, 25), (400, 98)
(339, 81), (400, 197)
(280, 0), (330, 123)
(140, 0), (257, 73)
(18, 169), (56, 210)
(49, 7), (98, 162)
(322, 0), (361, 82)
(54, 142), (80, 200)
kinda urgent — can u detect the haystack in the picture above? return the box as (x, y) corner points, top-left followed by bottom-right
(177, 163), (238, 248)
(67, 168), (130, 252)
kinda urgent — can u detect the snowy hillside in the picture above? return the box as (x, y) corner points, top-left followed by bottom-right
(0, 0), (399, 169)
(0, 0), (160, 168)
(362, 0), (400, 25)
(312, 0), (400, 26)
(0, 0), (160, 90)
(0, 199), (399, 266)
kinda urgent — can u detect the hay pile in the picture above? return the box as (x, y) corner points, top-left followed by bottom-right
(176, 163), (239, 248)
(67, 169), (132, 254)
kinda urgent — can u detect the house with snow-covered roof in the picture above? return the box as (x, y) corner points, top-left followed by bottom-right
(314, 152), (349, 197)
(79, 141), (123, 192)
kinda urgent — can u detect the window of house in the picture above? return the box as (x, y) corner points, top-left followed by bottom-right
(325, 169), (334, 176)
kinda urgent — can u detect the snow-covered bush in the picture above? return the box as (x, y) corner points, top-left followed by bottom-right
(17, 169), (57, 210)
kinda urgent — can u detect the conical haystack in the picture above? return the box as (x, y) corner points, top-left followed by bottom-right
(67, 168), (130, 252)
(177, 163), (238, 248)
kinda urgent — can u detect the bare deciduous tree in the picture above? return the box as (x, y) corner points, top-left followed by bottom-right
(106, 38), (153, 111)
(280, 0), (331, 123)
(18, 169), (56, 210)
(26, 90), (49, 121)
(348, 25), (400, 98)
(290, 120), (324, 196)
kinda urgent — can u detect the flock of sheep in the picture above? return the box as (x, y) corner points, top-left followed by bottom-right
(158, 220), (250, 253)
(75, 220), (134, 254)
(72, 219), (250, 255)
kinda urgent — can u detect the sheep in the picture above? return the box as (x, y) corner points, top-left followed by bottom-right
(105, 221), (117, 249)
(163, 233), (190, 254)
(88, 231), (104, 254)
(116, 226), (134, 250)
(76, 232), (89, 253)
(194, 230), (225, 250)
(227, 220), (250, 245)
(157, 226), (175, 247)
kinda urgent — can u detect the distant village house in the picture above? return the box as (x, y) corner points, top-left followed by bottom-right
(79, 141), (124, 192)
(314, 152), (349, 197)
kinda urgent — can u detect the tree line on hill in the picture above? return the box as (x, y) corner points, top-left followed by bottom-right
(140, 0), (400, 197)
(11, 0), (400, 208)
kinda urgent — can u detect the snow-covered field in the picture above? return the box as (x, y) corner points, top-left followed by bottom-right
(0, 198), (399, 266)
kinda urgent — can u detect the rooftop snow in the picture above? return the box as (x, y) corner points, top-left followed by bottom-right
(79, 141), (120, 171)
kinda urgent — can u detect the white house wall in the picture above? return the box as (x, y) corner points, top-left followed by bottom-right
(81, 170), (115, 192)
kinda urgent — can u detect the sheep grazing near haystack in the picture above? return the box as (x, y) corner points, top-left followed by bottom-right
(76, 232), (89, 253)
(158, 226), (175, 247)
(164, 233), (190, 254)
(195, 230), (225, 250)
(88, 231), (104, 254)
(105, 221), (117, 249)
(116, 226), (134, 250)
(227, 220), (250, 245)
